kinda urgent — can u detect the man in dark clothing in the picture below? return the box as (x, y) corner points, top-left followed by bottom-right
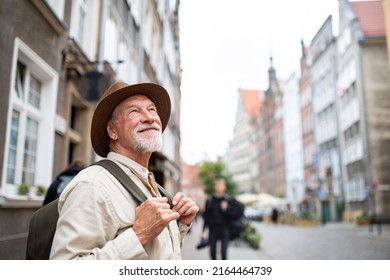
(271, 207), (279, 224)
(43, 160), (86, 205)
(201, 179), (231, 260)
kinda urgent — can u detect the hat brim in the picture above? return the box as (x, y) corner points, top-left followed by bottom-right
(91, 83), (171, 158)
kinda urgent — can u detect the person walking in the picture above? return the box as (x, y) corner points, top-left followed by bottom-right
(271, 207), (279, 224)
(50, 81), (199, 259)
(43, 160), (86, 206)
(201, 178), (231, 260)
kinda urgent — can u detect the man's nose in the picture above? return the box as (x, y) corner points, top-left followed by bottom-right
(140, 109), (157, 122)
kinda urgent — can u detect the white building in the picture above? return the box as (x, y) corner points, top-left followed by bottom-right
(227, 89), (261, 193)
(310, 15), (343, 222)
(283, 72), (305, 212)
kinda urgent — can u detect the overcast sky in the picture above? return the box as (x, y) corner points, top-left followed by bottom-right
(178, 0), (339, 165)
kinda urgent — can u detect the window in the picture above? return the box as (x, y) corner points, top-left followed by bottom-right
(6, 110), (19, 184)
(77, 7), (86, 45)
(46, 0), (65, 20)
(6, 62), (41, 186)
(104, 13), (118, 64)
(71, 0), (87, 46)
(69, 0), (99, 58)
(345, 175), (366, 202)
(28, 75), (42, 109)
(117, 38), (130, 81)
(23, 117), (39, 184)
(343, 137), (363, 165)
(3, 38), (58, 197)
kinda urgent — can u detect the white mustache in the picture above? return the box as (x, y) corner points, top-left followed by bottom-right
(134, 123), (161, 133)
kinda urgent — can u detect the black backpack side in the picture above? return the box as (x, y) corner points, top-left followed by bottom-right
(226, 196), (245, 240)
(26, 199), (59, 260)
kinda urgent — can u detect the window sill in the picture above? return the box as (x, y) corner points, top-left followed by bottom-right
(0, 196), (43, 208)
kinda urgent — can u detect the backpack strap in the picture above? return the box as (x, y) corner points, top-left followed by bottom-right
(156, 182), (174, 207)
(92, 159), (173, 208)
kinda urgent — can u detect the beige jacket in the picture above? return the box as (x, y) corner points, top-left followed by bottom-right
(50, 152), (189, 259)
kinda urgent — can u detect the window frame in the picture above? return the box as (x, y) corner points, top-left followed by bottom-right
(1, 38), (58, 199)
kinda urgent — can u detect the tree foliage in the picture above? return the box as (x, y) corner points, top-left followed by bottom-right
(197, 161), (238, 196)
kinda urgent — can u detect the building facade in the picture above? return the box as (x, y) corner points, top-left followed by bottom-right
(310, 15), (343, 222)
(258, 59), (285, 198)
(298, 40), (318, 216)
(0, 0), (182, 259)
(338, 0), (390, 222)
(223, 0), (390, 223)
(283, 72), (305, 212)
(227, 88), (262, 194)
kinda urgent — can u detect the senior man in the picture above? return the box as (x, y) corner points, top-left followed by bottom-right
(50, 82), (199, 259)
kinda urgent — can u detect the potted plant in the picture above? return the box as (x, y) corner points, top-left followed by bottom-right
(244, 223), (261, 249)
(18, 183), (30, 196)
(290, 211), (318, 226)
(356, 212), (371, 225)
(35, 185), (46, 196)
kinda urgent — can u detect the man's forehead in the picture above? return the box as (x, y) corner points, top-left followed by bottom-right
(123, 94), (155, 105)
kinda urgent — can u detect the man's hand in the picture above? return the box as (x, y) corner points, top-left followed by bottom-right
(220, 200), (228, 211)
(172, 192), (199, 226)
(133, 197), (179, 246)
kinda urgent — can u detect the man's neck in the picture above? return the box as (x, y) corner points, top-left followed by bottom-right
(110, 148), (151, 168)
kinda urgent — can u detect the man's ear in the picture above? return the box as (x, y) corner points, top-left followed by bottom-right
(107, 124), (118, 140)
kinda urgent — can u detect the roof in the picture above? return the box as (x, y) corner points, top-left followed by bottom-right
(350, 0), (386, 37)
(241, 89), (262, 119)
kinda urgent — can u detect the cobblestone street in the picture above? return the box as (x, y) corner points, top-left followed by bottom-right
(182, 219), (390, 260)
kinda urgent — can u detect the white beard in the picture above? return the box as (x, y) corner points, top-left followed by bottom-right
(134, 124), (162, 153)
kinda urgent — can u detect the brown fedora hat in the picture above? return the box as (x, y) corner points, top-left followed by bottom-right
(90, 81), (171, 157)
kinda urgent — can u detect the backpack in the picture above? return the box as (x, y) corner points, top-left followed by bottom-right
(56, 175), (75, 197)
(225, 196), (245, 240)
(25, 159), (173, 260)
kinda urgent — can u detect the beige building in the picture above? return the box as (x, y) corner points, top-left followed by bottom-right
(338, 0), (390, 222)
